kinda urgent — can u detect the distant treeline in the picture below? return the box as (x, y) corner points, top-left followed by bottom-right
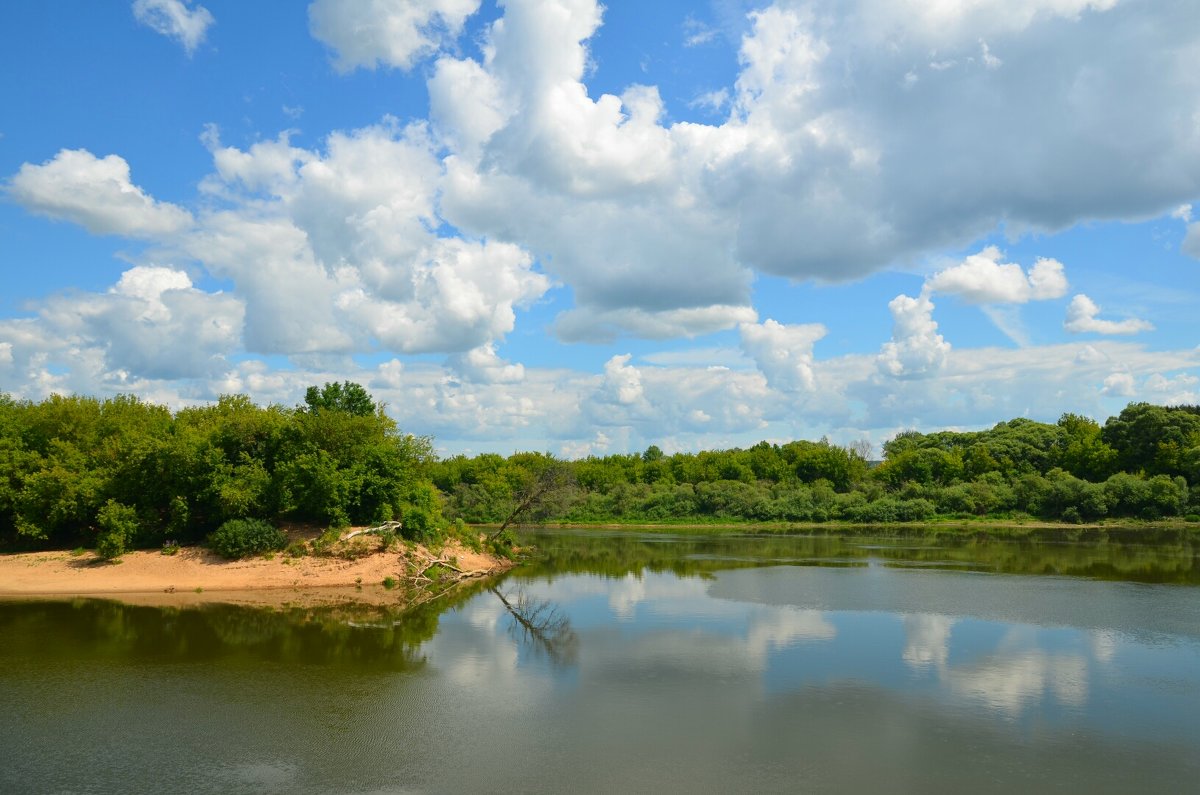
(0, 383), (442, 552)
(431, 403), (1200, 526)
(2, 389), (1198, 554)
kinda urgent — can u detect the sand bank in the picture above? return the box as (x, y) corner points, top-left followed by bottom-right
(0, 542), (511, 607)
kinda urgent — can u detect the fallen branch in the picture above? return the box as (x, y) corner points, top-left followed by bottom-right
(341, 520), (402, 541)
(408, 552), (488, 585)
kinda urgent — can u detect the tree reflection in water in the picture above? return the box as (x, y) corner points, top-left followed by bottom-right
(490, 586), (579, 666)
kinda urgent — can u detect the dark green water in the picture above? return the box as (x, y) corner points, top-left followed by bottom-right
(2, 531), (1198, 794)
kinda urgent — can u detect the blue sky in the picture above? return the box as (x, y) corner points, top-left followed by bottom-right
(1, 0), (1198, 457)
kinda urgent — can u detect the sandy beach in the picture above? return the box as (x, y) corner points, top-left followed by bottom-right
(0, 541), (512, 607)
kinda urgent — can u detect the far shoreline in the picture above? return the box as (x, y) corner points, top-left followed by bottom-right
(497, 519), (1200, 538)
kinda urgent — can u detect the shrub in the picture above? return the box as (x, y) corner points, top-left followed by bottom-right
(308, 527), (342, 557)
(399, 505), (438, 542)
(207, 518), (287, 560)
(96, 500), (140, 560)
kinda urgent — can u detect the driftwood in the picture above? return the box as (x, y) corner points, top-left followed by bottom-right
(340, 520), (402, 541)
(407, 550), (491, 585)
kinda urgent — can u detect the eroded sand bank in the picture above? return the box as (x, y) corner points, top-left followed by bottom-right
(0, 541), (511, 607)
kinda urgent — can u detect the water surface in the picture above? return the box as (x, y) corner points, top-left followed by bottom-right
(2, 532), (1197, 793)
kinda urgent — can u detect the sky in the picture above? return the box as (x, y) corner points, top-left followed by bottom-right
(1, 0), (1198, 458)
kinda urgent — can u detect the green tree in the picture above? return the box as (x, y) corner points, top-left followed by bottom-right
(95, 499), (140, 560)
(1102, 403), (1200, 476)
(303, 381), (377, 417)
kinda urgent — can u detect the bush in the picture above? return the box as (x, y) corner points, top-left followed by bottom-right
(207, 518), (287, 560)
(96, 500), (139, 560)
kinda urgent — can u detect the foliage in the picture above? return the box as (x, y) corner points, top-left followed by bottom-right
(2, 388), (1198, 553)
(303, 381), (377, 417)
(0, 385), (443, 553)
(207, 518), (288, 560)
(95, 500), (140, 560)
(431, 404), (1199, 527)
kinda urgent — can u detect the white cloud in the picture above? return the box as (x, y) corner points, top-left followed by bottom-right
(979, 39), (1003, 69)
(7, 149), (193, 237)
(308, 0), (480, 73)
(926, 247), (1068, 304)
(447, 344), (525, 384)
(683, 18), (719, 48)
(855, 0), (1120, 42)
(336, 237), (547, 354)
(179, 211), (353, 356)
(435, 0), (755, 341)
(186, 120), (549, 358)
(1064, 294), (1154, 335)
(689, 88), (731, 114)
(1183, 222), (1200, 259)
(133, 0), (214, 55)
(202, 128), (316, 195)
(5, 0), (1200, 455)
(0, 265), (241, 386)
(1143, 372), (1199, 404)
(1103, 372), (1134, 396)
(554, 305), (757, 344)
(600, 354), (644, 406)
(878, 293), (950, 378)
(428, 0), (1200, 342)
(738, 319), (827, 393)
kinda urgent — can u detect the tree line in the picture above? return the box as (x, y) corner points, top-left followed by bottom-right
(0, 383), (441, 554)
(431, 403), (1200, 526)
(1, 388), (1198, 555)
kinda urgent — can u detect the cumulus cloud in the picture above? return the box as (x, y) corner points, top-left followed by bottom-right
(926, 246), (1068, 303)
(376, 339), (1196, 452)
(435, 0), (755, 341)
(0, 265), (241, 387)
(877, 293), (950, 378)
(335, 237), (547, 354)
(6, 0), (1200, 454)
(739, 319), (827, 393)
(600, 354), (645, 406)
(446, 344), (525, 384)
(309, 0), (480, 72)
(1142, 372), (1199, 405)
(425, 0), (1200, 341)
(185, 120), (549, 358)
(855, 0), (1120, 42)
(133, 0), (214, 55)
(1064, 294), (1154, 335)
(7, 149), (193, 237)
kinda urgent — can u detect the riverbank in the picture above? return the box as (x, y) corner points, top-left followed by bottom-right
(503, 518), (1200, 540)
(0, 540), (513, 607)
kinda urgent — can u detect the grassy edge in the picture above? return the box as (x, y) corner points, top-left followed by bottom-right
(473, 518), (1200, 541)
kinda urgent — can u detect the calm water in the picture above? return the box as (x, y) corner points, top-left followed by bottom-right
(2, 531), (1198, 794)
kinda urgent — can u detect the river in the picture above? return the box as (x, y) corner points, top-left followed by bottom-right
(1, 530), (1197, 793)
